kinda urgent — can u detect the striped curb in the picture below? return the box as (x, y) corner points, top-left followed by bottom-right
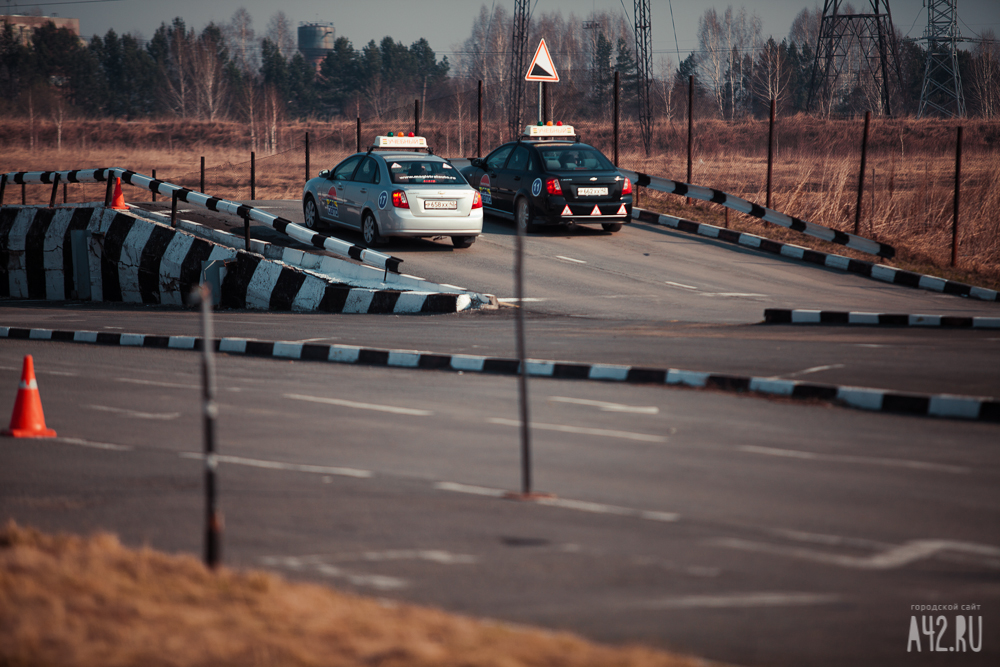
(0, 206), (477, 313)
(632, 208), (999, 303)
(764, 309), (1000, 328)
(3, 325), (997, 423)
(2, 169), (403, 274)
(620, 169), (894, 258)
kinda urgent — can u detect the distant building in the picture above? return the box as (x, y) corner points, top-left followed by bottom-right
(1, 14), (80, 46)
(298, 22), (336, 70)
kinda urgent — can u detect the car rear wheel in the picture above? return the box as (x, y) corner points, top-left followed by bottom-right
(602, 222), (623, 232)
(452, 235), (476, 248)
(303, 197), (320, 229)
(362, 212), (386, 246)
(515, 197), (537, 234)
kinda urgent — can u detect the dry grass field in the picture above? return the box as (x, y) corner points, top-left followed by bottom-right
(0, 522), (712, 667)
(2, 116), (998, 290)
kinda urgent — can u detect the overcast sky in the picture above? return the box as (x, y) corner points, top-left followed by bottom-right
(4, 0), (998, 65)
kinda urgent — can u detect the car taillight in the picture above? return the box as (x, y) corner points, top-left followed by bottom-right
(472, 191), (482, 209)
(392, 190), (409, 208)
(545, 177), (562, 195)
(622, 177), (632, 195)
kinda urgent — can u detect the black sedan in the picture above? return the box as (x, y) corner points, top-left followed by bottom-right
(460, 124), (633, 233)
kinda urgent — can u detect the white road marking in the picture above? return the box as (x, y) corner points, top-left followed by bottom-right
(0, 366), (77, 376)
(712, 538), (1000, 570)
(434, 481), (679, 522)
(84, 405), (181, 420)
(179, 453), (371, 479)
(665, 281), (698, 290)
(116, 378), (200, 389)
(488, 417), (667, 443)
(636, 592), (840, 609)
(548, 396), (659, 414)
(701, 292), (768, 298)
(497, 297), (547, 303)
(781, 364), (845, 378)
(737, 445), (969, 474)
(360, 550), (478, 565)
(555, 255), (587, 264)
(55, 437), (132, 451)
(284, 393), (433, 416)
(259, 555), (407, 590)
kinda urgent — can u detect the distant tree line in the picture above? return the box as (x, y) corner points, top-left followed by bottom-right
(2, 2), (998, 142)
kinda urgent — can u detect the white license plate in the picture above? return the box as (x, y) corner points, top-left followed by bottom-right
(578, 187), (608, 196)
(424, 200), (457, 210)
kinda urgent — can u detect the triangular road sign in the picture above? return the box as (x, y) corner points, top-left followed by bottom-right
(525, 38), (559, 82)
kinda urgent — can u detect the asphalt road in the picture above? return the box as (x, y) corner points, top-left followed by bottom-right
(2, 203), (999, 666)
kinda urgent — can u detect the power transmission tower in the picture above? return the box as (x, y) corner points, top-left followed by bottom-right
(807, 0), (904, 116)
(917, 0), (966, 118)
(507, 0), (530, 139)
(633, 0), (653, 154)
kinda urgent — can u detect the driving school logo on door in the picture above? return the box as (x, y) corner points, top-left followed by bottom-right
(479, 174), (492, 205)
(323, 186), (339, 217)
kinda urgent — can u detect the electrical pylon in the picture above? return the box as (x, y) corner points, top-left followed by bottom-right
(917, 0), (966, 118)
(807, 0), (904, 116)
(633, 0), (653, 155)
(507, 0), (530, 139)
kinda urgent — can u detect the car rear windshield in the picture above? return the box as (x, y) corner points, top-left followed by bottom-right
(537, 146), (615, 172)
(389, 160), (463, 185)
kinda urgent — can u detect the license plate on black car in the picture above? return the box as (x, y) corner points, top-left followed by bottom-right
(577, 187), (608, 196)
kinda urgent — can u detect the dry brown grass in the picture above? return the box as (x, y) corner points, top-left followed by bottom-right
(2, 116), (997, 288)
(0, 522), (712, 667)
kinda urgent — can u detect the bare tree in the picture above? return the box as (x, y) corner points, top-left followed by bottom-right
(970, 31), (1000, 118)
(226, 8), (258, 75)
(191, 27), (229, 120)
(789, 4), (822, 49)
(698, 6), (762, 119)
(654, 55), (676, 122)
(265, 11), (296, 60)
(752, 38), (791, 110)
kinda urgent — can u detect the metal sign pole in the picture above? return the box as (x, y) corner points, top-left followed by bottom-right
(199, 284), (222, 568)
(514, 212), (532, 496)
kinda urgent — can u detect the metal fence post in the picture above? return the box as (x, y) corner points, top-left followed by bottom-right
(0, 174), (5, 205)
(952, 126), (963, 267)
(477, 81), (483, 157)
(151, 169), (156, 202)
(766, 98), (775, 210)
(200, 156), (205, 193)
(170, 190), (179, 228)
(415, 99), (420, 135)
(250, 152), (256, 201)
(48, 173), (60, 207)
(687, 75), (694, 205)
(613, 71), (620, 167)
(305, 132), (310, 182)
(356, 116), (361, 152)
(855, 111), (871, 235)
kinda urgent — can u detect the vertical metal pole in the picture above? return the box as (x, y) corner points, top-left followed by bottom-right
(613, 71), (620, 167)
(952, 126), (963, 267)
(250, 152), (256, 201)
(514, 209), (532, 496)
(104, 172), (114, 207)
(199, 283), (221, 569)
(49, 173), (60, 207)
(725, 207), (730, 229)
(415, 99), (420, 135)
(356, 116), (361, 152)
(305, 132), (310, 182)
(170, 191), (178, 228)
(151, 169), (157, 202)
(62, 181), (67, 204)
(200, 156), (205, 193)
(477, 80), (483, 157)
(0, 174), (6, 205)
(542, 82), (548, 124)
(22, 182), (27, 205)
(243, 214), (250, 252)
(687, 75), (694, 205)
(766, 98), (775, 210)
(855, 111), (870, 235)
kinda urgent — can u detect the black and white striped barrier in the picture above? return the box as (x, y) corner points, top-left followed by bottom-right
(620, 169), (895, 259)
(2, 325), (997, 422)
(0, 206), (477, 313)
(2, 169), (403, 274)
(764, 309), (1000, 328)
(633, 208), (999, 303)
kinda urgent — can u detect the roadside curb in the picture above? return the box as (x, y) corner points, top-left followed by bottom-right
(632, 208), (999, 303)
(764, 309), (1000, 328)
(3, 325), (997, 423)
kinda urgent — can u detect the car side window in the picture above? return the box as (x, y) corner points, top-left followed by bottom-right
(485, 145), (514, 171)
(332, 155), (362, 181)
(353, 157), (380, 184)
(506, 146), (529, 172)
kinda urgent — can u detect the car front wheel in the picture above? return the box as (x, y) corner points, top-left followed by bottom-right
(362, 212), (386, 246)
(303, 197), (320, 229)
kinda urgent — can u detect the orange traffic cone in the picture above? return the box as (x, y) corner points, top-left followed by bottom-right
(111, 176), (128, 210)
(2, 355), (57, 438)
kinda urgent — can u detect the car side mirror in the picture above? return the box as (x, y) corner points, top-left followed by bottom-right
(470, 158), (483, 169)
(319, 169), (331, 179)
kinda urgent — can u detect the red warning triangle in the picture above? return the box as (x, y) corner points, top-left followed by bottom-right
(590, 205), (601, 216)
(525, 39), (559, 81)
(617, 204), (627, 215)
(561, 205), (572, 216)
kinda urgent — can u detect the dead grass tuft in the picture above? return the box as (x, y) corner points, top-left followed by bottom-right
(0, 522), (711, 667)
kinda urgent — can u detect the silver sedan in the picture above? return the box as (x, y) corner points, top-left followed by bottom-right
(302, 138), (483, 248)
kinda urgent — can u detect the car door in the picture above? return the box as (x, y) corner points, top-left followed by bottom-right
(323, 155), (363, 227)
(344, 156), (381, 228)
(494, 145), (530, 215)
(477, 145), (514, 214)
